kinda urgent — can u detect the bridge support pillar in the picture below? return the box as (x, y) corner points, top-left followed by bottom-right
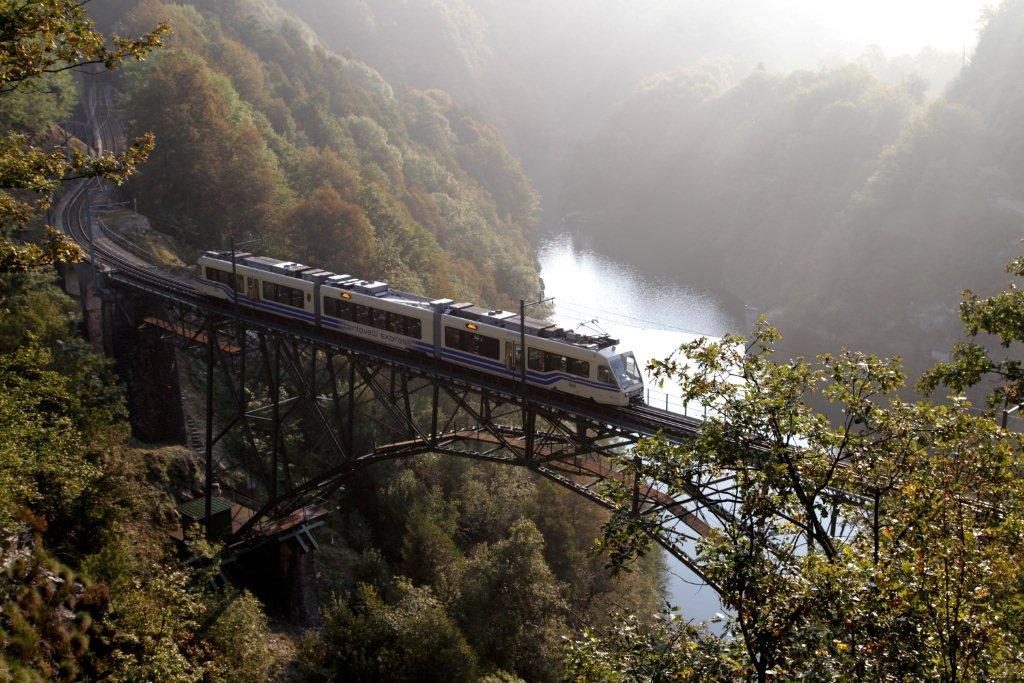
(104, 294), (187, 443)
(59, 263), (187, 442)
(227, 538), (322, 627)
(60, 262), (104, 354)
(284, 544), (321, 627)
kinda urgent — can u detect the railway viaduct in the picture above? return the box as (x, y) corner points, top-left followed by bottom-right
(53, 74), (731, 622)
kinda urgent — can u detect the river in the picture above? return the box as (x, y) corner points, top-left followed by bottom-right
(537, 231), (744, 623)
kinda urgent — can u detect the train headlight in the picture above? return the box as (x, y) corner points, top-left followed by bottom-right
(466, 323), (478, 331)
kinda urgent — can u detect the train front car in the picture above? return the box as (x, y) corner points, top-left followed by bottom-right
(605, 350), (645, 403)
(436, 305), (637, 406)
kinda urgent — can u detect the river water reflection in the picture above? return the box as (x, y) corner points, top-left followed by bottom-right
(537, 231), (742, 622)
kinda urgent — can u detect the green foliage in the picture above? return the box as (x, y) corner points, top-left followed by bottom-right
(203, 591), (278, 682)
(0, 239), (277, 683)
(0, 9), (289, 678)
(454, 519), (567, 681)
(0, 72), (75, 133)
(310, 453), (665, 679)
(0, 273), (130, 538)
(0, 344), (98, 533)
(0, 271), (77, 351)
(304, 580), (478, 682)
(921, 251), (1024, 407)
(0, 546), (109, 682)
(564, 610), (732, 682)
(0, 0), (167, 92)
(589, 316), (1024, 680)
(0, 0), (164, 271)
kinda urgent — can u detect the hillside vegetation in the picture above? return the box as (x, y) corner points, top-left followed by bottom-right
(562, 2), (1024, 369)
(94, 0), (541, 307)
(10, 0), (1024, 680)
(95, 0), (665, 678)
(1, 0), (666, 679)
(279, 0), (963, 194)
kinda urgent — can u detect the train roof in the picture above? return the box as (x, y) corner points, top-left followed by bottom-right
(201, 251), (620, 350)
(442, 304), (619, 350)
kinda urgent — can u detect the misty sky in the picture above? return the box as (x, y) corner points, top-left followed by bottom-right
(780, 0), (991, 55)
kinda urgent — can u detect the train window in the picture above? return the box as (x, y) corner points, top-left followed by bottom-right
(528, 348), (543, 371)
(567, 358), (590, 378)
(324, 297), (352, 320)
(262, 281), (304, 308)
(372, 308), (388, 329)
(354, 305), (370, 325)
(544, 352), (567, 373)
(445, 326), (460, 348)
(205, 267), (241, 291)
(477, 334), (499, 359)
(598, 365), (614, 384)
(405, 318), (422, 339)
(445, 327), (499, 360)
(323, 299), (348, 321)
(387, 312), (404, 333)
(609, 353), (642, 387)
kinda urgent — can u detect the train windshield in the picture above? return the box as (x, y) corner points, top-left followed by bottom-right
(609, 352), (643, 388)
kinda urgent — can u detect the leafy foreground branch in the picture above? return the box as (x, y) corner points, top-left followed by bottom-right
(580, 301), (1024, 680)
(0, 0), (165, 272)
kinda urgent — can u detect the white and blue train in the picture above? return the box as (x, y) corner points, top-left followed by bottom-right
(195, 251), (644, 406)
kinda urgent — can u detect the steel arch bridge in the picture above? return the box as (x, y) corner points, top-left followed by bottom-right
(56, 72), (733, 591)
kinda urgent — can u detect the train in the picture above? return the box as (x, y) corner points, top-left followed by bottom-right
(194, 251), (645, 406)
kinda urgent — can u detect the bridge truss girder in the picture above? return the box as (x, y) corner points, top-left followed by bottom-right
(140, 297), (719, 586)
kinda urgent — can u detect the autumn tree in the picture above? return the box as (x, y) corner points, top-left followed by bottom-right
(587, 317), (1024, 680)
(455, 518), (567, 681)
(288, 184), (375, 274)
(122, 50), (287, 248)
(922, 251), (1024, 409)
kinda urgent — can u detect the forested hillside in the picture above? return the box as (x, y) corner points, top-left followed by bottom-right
(92, 0), (540, 307)
(0, 6), (284, 678)
(560, 1), (1024, 369)
(279, 0), (964, 200)
(561, 63), (919, 296)
(0, 0), (666, 679)
(804, 1), (1024, 353)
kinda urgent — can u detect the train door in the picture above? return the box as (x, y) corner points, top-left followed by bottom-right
(506, 342), (519, 377)
(247, 276), (259, 300)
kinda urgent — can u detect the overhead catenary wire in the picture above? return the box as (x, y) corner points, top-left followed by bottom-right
(550, 300), (716, 336)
